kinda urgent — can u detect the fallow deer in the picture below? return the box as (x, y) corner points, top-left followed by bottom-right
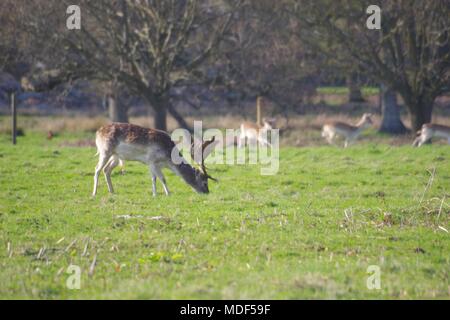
(412, 123), (450, 147)
(238, 118), (276, 148)
(92, 123), (218, 197)
(322, 113), (373, 148)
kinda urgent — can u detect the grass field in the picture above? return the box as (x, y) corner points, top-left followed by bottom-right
(317, 86), (380, 96)
(0, 130), (449, 299)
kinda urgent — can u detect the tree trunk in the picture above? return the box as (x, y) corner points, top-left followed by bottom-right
(146, 93), (169, 131)
(378, 84), (407, 134)
(347, 73), (364, 103)
(406, 97), (434, 132)
(153, 106), (167, 131)
(108, 95), (129, 123)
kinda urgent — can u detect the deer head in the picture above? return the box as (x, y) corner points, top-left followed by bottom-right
(262, 117), (277, 130)
(359, 113), (374, 128)
(189, 136), (218, 193)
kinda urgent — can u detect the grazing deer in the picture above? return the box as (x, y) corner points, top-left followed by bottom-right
(238, 118), (276, 148)
(412, 123), (450, 147)
(118, 159), (126, 175)
(322, 113), (373, 148)
(92, 123), (217, 197)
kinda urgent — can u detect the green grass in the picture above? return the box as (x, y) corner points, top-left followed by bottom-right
(0, 132), (449, 299)
(317, 86), (380, 96)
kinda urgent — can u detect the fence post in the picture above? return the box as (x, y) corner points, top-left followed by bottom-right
(11, 92), (17, 145)
(256, 96), (262, 126)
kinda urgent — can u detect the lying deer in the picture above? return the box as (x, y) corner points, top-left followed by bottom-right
(322, 113), (373, 148)
(238, 118), (276, 148)
(412, 123), (450, 147)
(92, 123), (217, 196)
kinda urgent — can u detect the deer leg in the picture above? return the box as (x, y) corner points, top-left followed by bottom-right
(417, 138), (424, 147)
(344, 139), (349, 148)
(153, 165), (170, 196)
(151, 175), (157, 196)
(162, 181), (170, 196)
(103, 155), (119, 194)
(149, 165), (158, 196)
(325, 132), (335, 146)
(418, 134), (430, 147)
(259, 130), (272, 147)
(258, 137), (272, 147)
(160, 173), (170, 196)
(119, 159), (125, 175)
(238, 134), (245, 148)
(150, 165), (170, 196)
(93, 153), (111, 196)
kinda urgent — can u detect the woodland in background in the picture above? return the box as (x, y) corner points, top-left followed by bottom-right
(0, 0), (449, 132)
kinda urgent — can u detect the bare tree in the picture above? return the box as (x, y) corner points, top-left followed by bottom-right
(105, 81), (129, 123)
(294, 0), (450, 131)
(347, 73), (364, 103)
(0, 1), (34, 81)
(54, 0), (241, 131)
(223, 1), (321, 115)
(379, 84), (407, 134)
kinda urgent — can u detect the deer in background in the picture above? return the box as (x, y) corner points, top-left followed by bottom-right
(238, 96), (276, 148)
(412, 123), (450, 147)
(322, 113), (374, 148)
(239, 117), (276, 148)
(92, 123), (218, 197)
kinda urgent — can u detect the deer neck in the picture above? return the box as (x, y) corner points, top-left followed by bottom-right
(355, 118), (369, 132)
(171, 161), (199, 189)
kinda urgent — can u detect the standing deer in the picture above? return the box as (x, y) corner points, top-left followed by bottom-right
(92, 123), (217, 196)
(238, 118), (276, 148)
(322, 113), (373, 148)
(412, 123), (450, 147)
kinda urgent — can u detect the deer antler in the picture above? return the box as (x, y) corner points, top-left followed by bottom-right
(190, 135), (196, 163)
(190, 136), (218, 181)
(201, 136), (216, 160)
(201, 137), (218, 181)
